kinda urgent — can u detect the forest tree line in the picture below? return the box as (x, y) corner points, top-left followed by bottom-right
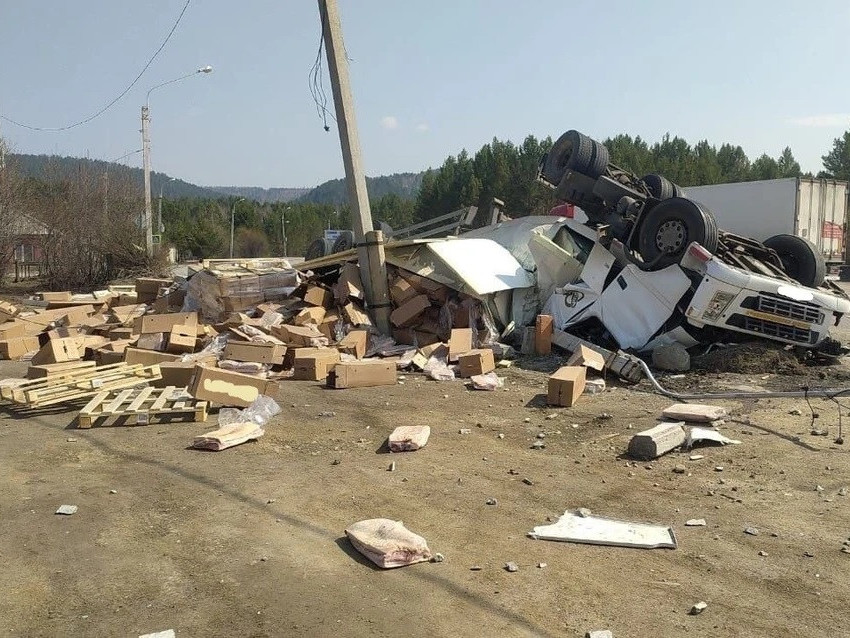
(2, 128), (849, 278)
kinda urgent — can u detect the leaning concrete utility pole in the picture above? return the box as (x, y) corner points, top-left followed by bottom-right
(141, 105), (154, 256)
(318, 0), (391, 334)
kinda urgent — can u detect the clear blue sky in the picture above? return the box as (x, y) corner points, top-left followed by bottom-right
(1, 0), (849, 188)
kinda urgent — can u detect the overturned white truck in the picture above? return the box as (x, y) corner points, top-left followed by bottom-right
(511, 129), (850, 354)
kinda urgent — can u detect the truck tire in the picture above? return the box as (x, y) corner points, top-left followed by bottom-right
(541, 130), (595, 183)
(672, 183), (687, 199)
(642, 174), (674, 200)
(587, 140), (610, 179)
(638, 198), (719, 269)
(763, 234), (825, 288)
(332, 230), (355, 253)
(305, 238), (328, 261)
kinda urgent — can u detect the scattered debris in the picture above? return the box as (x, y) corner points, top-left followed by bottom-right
(685, 519), (706, 527)
(652, 343), (691, 372)
(685, 427), (741, 449)
(470, 371), (504, 391)
(192, 422), (264, 451)
(458, 428), (472, 435)
(689, 454), (704, 461)
(758, 550), (768, 556)
(139, 631), (176, 638)
(430, 553), (445, 563)
(689, 601), (708, 615)
(537, 562), (547, 569)
(662, 403), (728, 423)
(387, 461), (396, 472)
(584, 378), (606, 395)
(529, 509), (677, 549)
(522, 478), (534, 486)
(744, 527), (759, 536)
(585, 631), (613, 638)
(504, 562), (519, 572)
(344, 518), (432, 568)
(789, 408), (802, 416)
(388, 426), (431, 452)
(55, 505), (77, 515)
(627, 422), (687, 460)
(673, 465), (687, 474)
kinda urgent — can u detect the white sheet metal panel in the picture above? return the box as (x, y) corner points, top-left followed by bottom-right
(529, 510), (677, 549)
(686, 178), (798, 240)
(425, 238), (533, 295)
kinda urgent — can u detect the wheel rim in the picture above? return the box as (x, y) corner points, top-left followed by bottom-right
(656, 220), (687, 253)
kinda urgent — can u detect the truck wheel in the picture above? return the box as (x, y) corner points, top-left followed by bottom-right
(332, 230), (355, 253)
(305, 238), (328, 261)
(587, 140), (610, 179)
(638, 198), (719, 269)
(642, 174), (674, 200)
(763, 234), (825, 288)
(672, 183), (688, 199)
(541, 130), (595, 183)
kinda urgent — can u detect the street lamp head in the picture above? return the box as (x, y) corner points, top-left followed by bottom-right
(198, 65), (213, 74)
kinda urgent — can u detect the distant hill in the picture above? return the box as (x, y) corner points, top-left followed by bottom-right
(10, 153), (425, 205)
(10, 153), (219, 199)
(209, 186), (310, 203)
(297, 172), (424, 205)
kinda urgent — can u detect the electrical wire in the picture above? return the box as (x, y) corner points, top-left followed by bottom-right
(0, 0), (192, 132)
(309, 1), (335, 132)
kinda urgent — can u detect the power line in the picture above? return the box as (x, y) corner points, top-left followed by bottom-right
(0, 0), (192, 132)
(308, 0), (335, 132)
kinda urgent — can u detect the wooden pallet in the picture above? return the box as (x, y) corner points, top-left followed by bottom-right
(78, 385), (207, 428)
(2, 362), (162, 407)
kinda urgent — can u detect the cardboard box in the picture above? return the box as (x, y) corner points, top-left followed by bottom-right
(318, 312), (340, 341)
(341, 302), (372, 327)
(109, 327), (135, 341)
(124, 347), (181, 366)
(390, 294), (430, 328)
(26, 360), (96, 379)
(392, 327), (417, 346)
(223, 341), (286, 365)
(0, 300), (20, 322)
(189, 365), (279, 407)
(0, 322), (27, 340)
(535, 314), (553, 355)
(0, 336), (41, 360)
(338, 329), (368, 359)
(402, 272), (448, 304)
(547, 366), (587, 407)
(293, 348), (340, 381)
(222, 293), (264, 313)
(302, 285), (332, 308)
(39, 291), (73, 302)
(448, 328), (473, 362)
(136, 312), (198, 335)
(31, 338), (82, 365)
(566, 344), (606, 372)
(135, 277), (172, 296)
(458, 348), (496, 377)
(272, 324), (328, 347)
(167, 325), (197, 354)
(414, 330), (441, 347)
(109, 304), (146, 326)
(334, 262), (363, 302)
(329, 360), (396, 388)
(293, 306), (326, 326)
(152, 361), (198, 388)
(136, 332), (167, 352)
(389, 277), (418, 306)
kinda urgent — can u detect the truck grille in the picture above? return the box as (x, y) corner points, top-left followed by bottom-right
(726, 314), (815, 345)
(740, 293), (824, 325)
(756, 294), (823, 324)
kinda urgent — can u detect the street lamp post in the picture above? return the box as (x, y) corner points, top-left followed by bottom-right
(141, 65), (212, 256)
(230, 197), (245, 259)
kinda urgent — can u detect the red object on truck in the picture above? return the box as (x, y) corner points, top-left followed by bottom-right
(548, 203), (575, 218)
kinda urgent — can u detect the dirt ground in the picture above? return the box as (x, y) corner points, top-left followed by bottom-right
(2, 342), (850, 638)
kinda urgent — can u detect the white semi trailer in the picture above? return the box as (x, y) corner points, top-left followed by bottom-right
(684, 177), (848, 264)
